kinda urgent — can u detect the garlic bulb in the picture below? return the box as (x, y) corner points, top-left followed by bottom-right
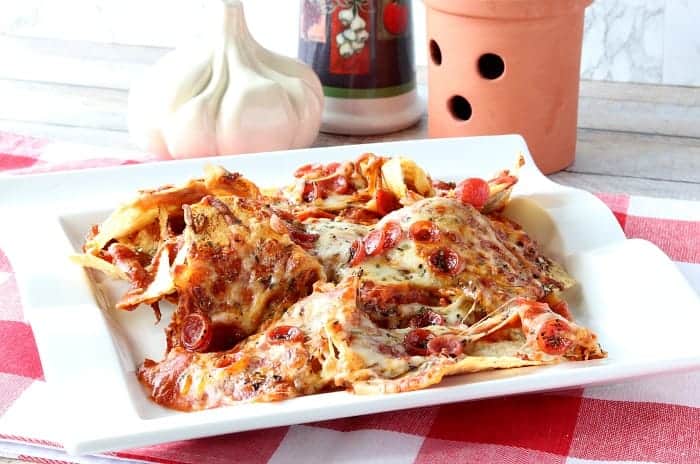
(128, 0), (323, 159)
(339, 8), (355, 25)
(333, 6), (369, 59)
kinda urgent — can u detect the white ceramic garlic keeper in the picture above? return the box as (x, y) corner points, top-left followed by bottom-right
(128, 0), (324, 160)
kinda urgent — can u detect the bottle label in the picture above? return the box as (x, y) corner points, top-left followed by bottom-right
(299, 0), (415, 99)
(329, 2), (371, 75)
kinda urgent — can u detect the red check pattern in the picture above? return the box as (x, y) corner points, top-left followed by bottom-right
(0, 132), (699, 464)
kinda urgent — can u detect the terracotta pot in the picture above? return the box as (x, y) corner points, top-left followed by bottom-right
(424, 0), (593, 174)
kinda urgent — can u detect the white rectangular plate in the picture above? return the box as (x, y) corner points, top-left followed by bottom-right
(1, 136), (699, 455)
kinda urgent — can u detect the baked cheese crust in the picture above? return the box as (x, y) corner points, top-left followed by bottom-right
(75, 154), (605, 411)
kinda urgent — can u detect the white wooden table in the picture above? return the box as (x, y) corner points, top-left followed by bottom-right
(0, 35), (699, 463)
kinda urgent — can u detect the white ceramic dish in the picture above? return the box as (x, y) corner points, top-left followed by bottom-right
(1, 136), (699, 455)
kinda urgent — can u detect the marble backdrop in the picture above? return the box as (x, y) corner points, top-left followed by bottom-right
(581, 0), (700, 86)
(662, 0), (700, 86)
(1, 0), (698, 86)
(581, 0), (665, 84)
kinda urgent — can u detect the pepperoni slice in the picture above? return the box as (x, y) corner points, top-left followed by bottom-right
(382, 221), (403, 249)
(288, 228), (319, 250)
(428, 247), (464, 275)
(349, 239), (367, 266)
(536, 318), (574, 355)
(271, 214), (319, 249)
(374, 189), (402, 215)
(330, 174), (353, 195)
(107, 243), (150, 288)
(409, 309), (445, 328)
(295, 162), (341, 179)
(404, 328), (435, 356)
(409, 220), (440, 243)
(455, 178), (490, 210)
(323, 162), (341, 175)
(364, 228), (386, 256)
(363, 222), (403, 258)
(294, 163), (317, 178)
(296, 208), (337, 221)
(267, 325), (304, 344)
(427, 335), (464, 357)
(317, 174), (351, 195)
(304, 173), (352, 202)
(331, 175), (350, 194)
(181, 313), (213, 352)
(302, 181), (319, 202)
(272, 208), (296, 222)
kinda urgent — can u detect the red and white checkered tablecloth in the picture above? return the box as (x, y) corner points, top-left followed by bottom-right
(1, 131), (699, 464)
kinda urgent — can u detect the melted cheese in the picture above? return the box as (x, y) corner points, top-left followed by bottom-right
(140, 274), (604, 410)
(79, 158), (607, 413)
(170, 196), (324, 347)
(352, 197), (574, 319)
(358, 239), (436, 286)
(306, 219), (368, 281)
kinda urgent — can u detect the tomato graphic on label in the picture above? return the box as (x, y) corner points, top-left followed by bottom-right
(383, 0), (408, 35)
